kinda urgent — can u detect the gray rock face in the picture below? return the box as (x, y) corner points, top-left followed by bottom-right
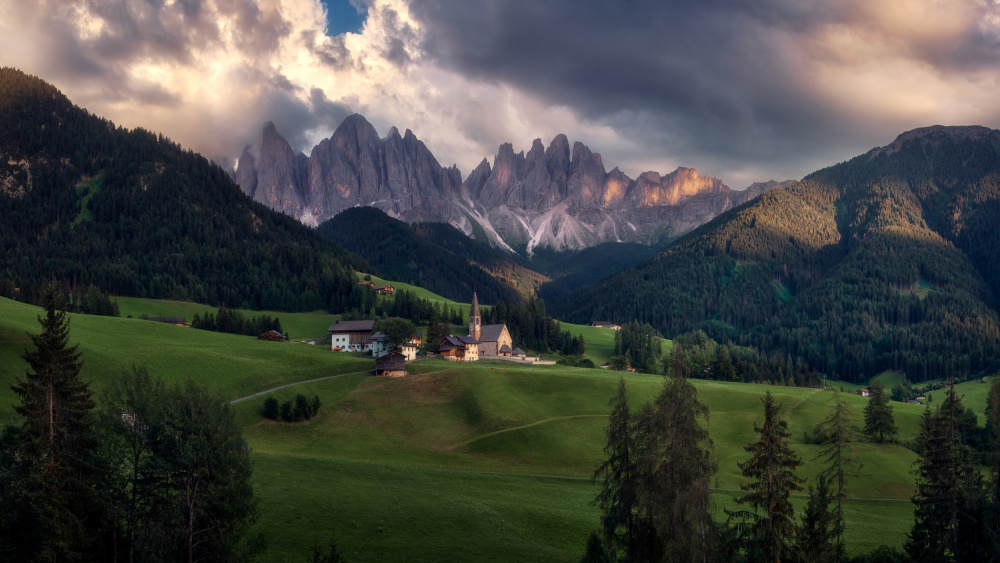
(235, 114), (787, 251)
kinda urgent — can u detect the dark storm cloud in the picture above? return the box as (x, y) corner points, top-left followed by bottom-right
(249, 87), (353, 155)
(407, 0), (1000, 180)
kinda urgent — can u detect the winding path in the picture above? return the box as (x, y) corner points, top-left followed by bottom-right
(228, 370), (370, 404)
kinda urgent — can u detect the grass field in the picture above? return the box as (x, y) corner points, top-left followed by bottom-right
(1, 296), (977, 560)
(116, 297), (338, 341)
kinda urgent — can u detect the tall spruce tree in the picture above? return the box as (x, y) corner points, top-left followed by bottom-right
(593, 378), (640, 560)
(907, 385), (986, 562)
(986, 376), (1000, 562)
(635, 343), (716, 562)
(863, 380), (896, 443)
(813, 388), (861, 556)
(726, 391), (803, 563)
(985, 375), (1000, 563)
(11, 285), (97, 560)
(794, 474), (838, 563)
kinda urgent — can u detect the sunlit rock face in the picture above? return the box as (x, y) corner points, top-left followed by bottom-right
(236, 116), (786, 253)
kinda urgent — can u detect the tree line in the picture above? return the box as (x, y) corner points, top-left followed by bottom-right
(191, 307), (285, 339)
(585, 343), (1000, 562)
(0, 287), (260, 561)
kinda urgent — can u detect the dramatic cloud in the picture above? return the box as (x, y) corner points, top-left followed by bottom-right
(1, 0), (998, 187)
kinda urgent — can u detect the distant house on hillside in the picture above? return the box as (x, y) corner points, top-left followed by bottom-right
(258, 330), (285, 341)
(376, 353), (407, 377)
(589, 321), (622, 330)
(438, 335), (480, 362)
(328, 319), (374, 352)
(859, 389), (870, 397)
(373, 284), (394, 296)
(357, 280), (375, 288)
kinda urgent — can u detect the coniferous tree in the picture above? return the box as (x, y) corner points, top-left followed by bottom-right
(727, 391), (803, 563)
(864, 380), (896, 443)
(635, 346), (717, 562)
(794, 474), (838, 563)
(593, 378), (640, 560)
(987, 376), (1000, 561)
(907, 385), (985, 562)
(10, 285), (97, 560)
(813, 388), (861, 555)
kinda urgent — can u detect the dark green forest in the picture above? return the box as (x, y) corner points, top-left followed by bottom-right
(0, 68), (369, 312)
(555, 127), (1000, 383)
(318, 207), (545, 304)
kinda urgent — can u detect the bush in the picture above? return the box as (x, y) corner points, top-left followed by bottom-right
(295, 394), (312, 420)
(263, 397), (279, 420)
(281, 401), (295, 422)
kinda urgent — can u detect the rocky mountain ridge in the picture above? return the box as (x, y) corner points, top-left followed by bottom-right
(235, 115), (790, 253)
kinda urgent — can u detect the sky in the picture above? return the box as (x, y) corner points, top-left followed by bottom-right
(1, 0), (999, 188)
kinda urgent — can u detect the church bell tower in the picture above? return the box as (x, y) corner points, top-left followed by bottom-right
(469, 291), (481, 340)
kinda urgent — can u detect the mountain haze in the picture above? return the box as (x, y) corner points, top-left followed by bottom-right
(235, 117), (786, 253)
(555, 125), (1000, 383)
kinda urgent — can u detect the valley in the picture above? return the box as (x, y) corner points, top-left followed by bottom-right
(3, 294), (994, 560)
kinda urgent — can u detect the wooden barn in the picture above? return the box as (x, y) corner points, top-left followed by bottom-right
(376, 352), (407, 377)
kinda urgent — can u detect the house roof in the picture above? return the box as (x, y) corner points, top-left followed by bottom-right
(369, 331), (388, 341)
(373, 284), (393, 290)
(512, 348), (525, 355)
(328, 319), (375, 333)
(441, 335), (479, 348)
(478, 324), (506, 343)
(499, 344), (512, 354)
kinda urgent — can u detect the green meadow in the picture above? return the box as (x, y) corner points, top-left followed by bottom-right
(1, 295), (984, 560)
(116, 297), (338, 341)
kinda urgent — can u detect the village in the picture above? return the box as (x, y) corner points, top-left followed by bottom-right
(328, 291), (555, 376)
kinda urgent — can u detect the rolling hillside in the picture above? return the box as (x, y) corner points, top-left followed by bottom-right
(556, 126), (1000, 383)
(3, 296), (983, 560)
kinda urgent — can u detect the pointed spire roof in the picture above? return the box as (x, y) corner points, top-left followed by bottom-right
(471, 291), (480, 318)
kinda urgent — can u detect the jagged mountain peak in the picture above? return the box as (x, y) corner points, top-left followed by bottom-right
(236, 114), (779, 253)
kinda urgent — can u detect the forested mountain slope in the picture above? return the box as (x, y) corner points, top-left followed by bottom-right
(555, 126), (1000, 383)
(0, 68), (368, 311)
(317, 207), (547, 303)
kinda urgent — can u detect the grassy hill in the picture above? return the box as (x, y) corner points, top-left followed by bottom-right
(0, 296), (965, 560)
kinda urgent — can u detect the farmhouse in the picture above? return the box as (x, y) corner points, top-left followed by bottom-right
(376, 352), (407, 377)
(438, 335), (480, 362)
(328, 319), (374, 352)
(859, 389), (870, 397)
(468, 292), (514, 357)
(589, 321), (622, 330)
(373, 284), (394, 296)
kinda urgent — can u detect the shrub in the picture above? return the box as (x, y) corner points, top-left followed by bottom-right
(263, 397), (279, 420)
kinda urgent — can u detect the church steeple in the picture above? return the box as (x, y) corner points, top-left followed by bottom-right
(469, 291), (481, 340)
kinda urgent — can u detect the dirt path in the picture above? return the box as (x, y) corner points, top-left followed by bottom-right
(447, 414), (606, 449)
(228, 370), (371, 404)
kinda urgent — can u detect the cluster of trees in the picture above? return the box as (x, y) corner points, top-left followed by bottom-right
(263, 394), (321, 423)
(0, 287), (260, 561)
(0, 68), (370, 314)
(192, 307), (284, 338)
(555, 130), (1000, 385)
(609, 322), (663, 373)
(0, 280), (120, 317)
(587, 344), (1000, 562)
(607, 329), (825, 388)
(481, 298), (584, 355)
(340, 287), (467, 327)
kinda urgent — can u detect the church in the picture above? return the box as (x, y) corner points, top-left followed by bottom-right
(468, 292), (514, 357)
